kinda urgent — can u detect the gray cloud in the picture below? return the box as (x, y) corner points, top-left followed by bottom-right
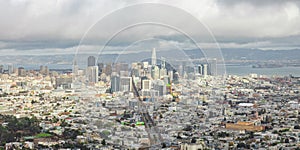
(0, 0), (299, 55)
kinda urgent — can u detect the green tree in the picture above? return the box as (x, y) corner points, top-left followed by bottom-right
(101, 139), (106, 145)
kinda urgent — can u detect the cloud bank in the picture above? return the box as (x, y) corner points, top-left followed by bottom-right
(0, 0), (299, 55)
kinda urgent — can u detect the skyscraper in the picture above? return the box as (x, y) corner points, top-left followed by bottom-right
(209, 58), (217, 76)
(8, 64), (13, 75)
(88, 56), (96, 67)
(97, 63), (104, 75)
(18, 67), (25, 77)
(0, 65), (3, 74)
(73, 60), (79, 76)
(161, 57), (166, 68)
(198, 64), (209, 76)
(151, 65), (160, 80)
(40, 65), (49, 76)
(151, 48), (156, 66)
(104, 63), (112, 75)
(87, 66), (98, 83)
(120, 77), (132, 92)
(111, 74), (120, 92)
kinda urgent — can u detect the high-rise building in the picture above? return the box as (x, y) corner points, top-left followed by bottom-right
(151, 48), (156, 66)
(153, 80), (165, 96)
(111, 75), (120, 92)
(97, 63), (104, 75)
(120, 77), (132, 92)
(87, 66), (98, 83)
(73, 60), (79, 77)
(209, 58), (217, 76)
(160, 68), (167, 79)
(8, 64), (13, 75)
(199, 64), (209, 76)
(163, 75), (170, 85)
(104, 63), (112, 75)
(173, 72), (179, 83)
(151, 65), (160, 80)
(18, 67), (26, 77)
(40, 65), (49, 76)
(198, 65), (203, 75)
(161, 57), (166, 69)
(168, 70), (173, 82)
(0, 65), (3, 74)
(87, 56), (96, 67)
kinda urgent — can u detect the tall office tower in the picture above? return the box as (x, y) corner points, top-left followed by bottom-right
(119, 77), (132, 92)
(160, 67), (167, 78)
(0, 65), (3, 74)
(199, 64), (209, 76)
(209, 58), (217, 76)
(87, 56), (96, 67)
(97, 63), (104, 75)
(159, 57), (167, 78)
(163, 75), (170, 85)
(173, 72), (179, 83)
(151, 65), (160, 80)
(153, 80), (166, 96)
(73, 60), (79, 76)
(45, 66), (49, 75)
(111, 74), (120, 92)
(8, 64), (13, 75)
(40, 65), (49, 75)
(151, 48), (157, 66)
(104, 63), (112, 76)
(161, 57), (166, 68)
(87, 66), (98, 83)
(18, 67), (26, 77)
(168, 70), (173, 82)
(198, 65), (203, 75)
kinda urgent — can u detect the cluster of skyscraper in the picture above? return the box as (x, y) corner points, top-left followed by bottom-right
(71, 48), (217, 94)
(0, 64), (21, 75)
(0, 64), (50, 77)
(110, 48), (176, 98)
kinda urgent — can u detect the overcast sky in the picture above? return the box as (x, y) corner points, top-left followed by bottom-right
(0, 0), (300, 55)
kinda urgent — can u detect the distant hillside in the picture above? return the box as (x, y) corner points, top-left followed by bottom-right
(0, 48), (299, 69)
(220, 48), (300, 60)
(182, 48), (300, 60)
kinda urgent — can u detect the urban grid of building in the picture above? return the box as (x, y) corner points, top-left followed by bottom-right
(0, 48), (300, 149)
